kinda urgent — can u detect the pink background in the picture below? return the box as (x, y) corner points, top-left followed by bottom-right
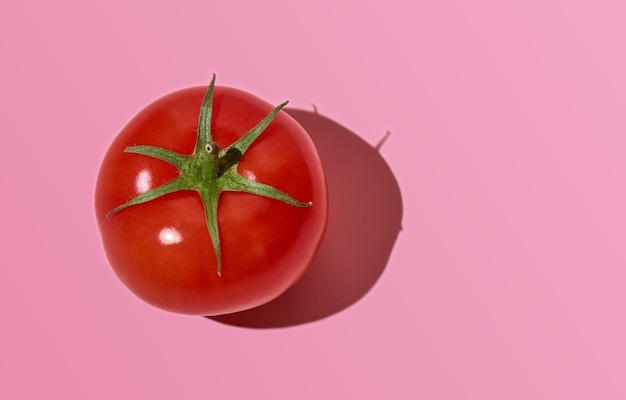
(2, 0), (625, 398)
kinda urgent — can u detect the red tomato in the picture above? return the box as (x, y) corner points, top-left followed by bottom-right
(95, 76), (328, 316)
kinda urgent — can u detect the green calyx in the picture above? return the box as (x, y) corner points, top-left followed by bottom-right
(107, 74), (312, 276)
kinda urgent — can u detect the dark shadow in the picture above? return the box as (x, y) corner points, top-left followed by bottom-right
(208, 108), (403, 328)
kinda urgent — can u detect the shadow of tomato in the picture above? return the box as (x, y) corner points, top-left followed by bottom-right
(207, 108), (403, 328)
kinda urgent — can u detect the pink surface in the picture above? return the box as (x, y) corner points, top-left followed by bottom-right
(2, 0), (625, 398)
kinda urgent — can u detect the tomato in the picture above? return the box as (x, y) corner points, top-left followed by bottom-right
(95, 76), (328, 316)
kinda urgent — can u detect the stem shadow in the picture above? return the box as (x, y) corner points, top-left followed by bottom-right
(208, 108), (403, 328)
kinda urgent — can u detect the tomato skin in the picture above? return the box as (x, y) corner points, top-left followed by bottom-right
(95, 86), (328, 315)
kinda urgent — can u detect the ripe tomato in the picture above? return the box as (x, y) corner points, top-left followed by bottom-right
(95, 76), (328, 316)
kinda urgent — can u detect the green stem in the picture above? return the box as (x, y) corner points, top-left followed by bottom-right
(106, 75), (312, 275)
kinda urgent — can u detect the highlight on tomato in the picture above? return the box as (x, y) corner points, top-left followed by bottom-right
(95, 75), (328, 316)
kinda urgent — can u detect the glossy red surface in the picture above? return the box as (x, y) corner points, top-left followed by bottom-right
(95, 86), (328, 315)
